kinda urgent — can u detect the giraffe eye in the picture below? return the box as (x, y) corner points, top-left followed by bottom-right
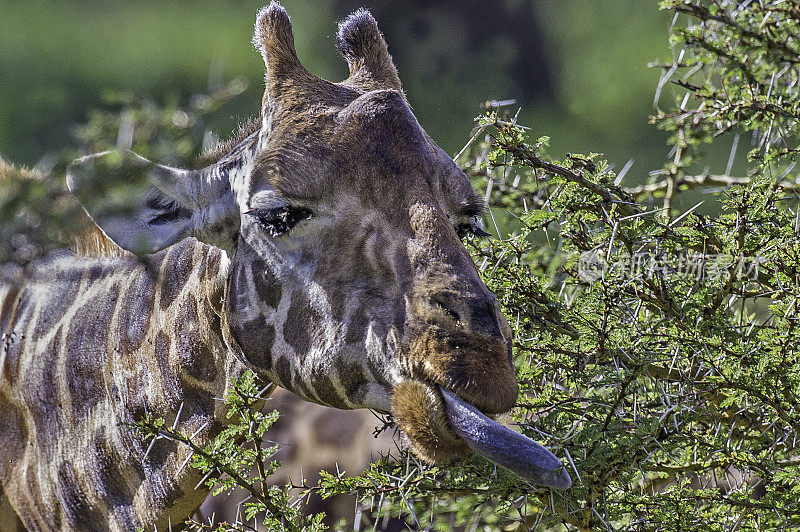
(457, 220), (491, 240)
(247, 206), (312, 237)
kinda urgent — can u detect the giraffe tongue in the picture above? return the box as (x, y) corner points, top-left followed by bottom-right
(439, 386), (572, 489)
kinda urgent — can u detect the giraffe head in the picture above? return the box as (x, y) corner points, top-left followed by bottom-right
(67, 3), (570, 488)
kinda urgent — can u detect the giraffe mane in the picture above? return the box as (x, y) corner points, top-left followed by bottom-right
(68, 220), (129, 258)
(0, 155), (38, 181)
(193, 116), (262, 169)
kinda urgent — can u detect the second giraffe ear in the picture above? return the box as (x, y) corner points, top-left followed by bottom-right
(67, 150), (239, 255)
(336, 9), (402, 92)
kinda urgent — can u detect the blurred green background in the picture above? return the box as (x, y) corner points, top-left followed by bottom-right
(0, 0), (674, 176)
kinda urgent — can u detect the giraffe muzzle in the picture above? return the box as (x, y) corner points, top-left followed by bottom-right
(402, 323), (519, 415)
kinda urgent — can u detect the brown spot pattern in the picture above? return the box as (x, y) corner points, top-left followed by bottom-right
(291, 373), (316, 402)
(154, 331), (180, 399)
(309, 372), (348, 408)
(175, 298), (218, 382)
(66, 284), (119, 418)
(57, 461), (105, 529)
(91, 429), (134, 511)
(284, 290), (317, 358)
(30, 270), (80, 334)
(202, 247), (225, 314)
(86, 264), (105, 285)
(335, 359), (367, 403)
(228, 254), (279, 374)
(253, 261), (282, 309)
(0, 391), (27, 483)
(158, 241), (195, 310)
(345, 308), (369, 344)
(181, 386), (215, 427)
(274, 357), (293, 390)
(232, 316), (276, 374)
(28, 326), (63, 457)
(117, 267), (155, 355)
(147, 438), (178, 472)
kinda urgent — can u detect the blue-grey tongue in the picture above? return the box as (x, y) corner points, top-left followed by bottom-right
(439, 386), (572, 489)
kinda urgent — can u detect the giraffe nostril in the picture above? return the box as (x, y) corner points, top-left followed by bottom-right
(434, 299), (462, 325)
(470, 303), (503, 339)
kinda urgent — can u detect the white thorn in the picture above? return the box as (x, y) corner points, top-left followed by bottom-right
(143, 435), (158, 462)
(171, 402), (185, 431)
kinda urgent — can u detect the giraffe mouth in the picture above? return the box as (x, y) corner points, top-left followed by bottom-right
(391, 379), (571, 489)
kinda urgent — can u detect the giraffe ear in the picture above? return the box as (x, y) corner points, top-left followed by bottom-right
(336, 9), (402, 92)
(66, 149), (239, 256)
(253, 2), (319, 108)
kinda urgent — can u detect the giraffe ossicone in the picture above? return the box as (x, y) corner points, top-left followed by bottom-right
(1, 3), (569, 530)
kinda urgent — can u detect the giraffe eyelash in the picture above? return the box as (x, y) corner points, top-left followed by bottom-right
(247, 205), (313, 237)
(456, 218), (491, 240)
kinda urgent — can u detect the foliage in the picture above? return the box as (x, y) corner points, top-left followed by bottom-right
(4, 1), (800, 530)
(453, 1), (800, 528)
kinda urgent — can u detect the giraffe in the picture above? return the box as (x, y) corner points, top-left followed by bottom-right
(0, 3), (570, 530)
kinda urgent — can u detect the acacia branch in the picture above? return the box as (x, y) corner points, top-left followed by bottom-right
(625, 172), (800, 196)
(673, 2), (800, 63)
(141, 421), (302, 532)
(491, 122), (641, 217)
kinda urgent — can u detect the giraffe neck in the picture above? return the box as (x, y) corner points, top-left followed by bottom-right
(0, 239), (252, 531)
